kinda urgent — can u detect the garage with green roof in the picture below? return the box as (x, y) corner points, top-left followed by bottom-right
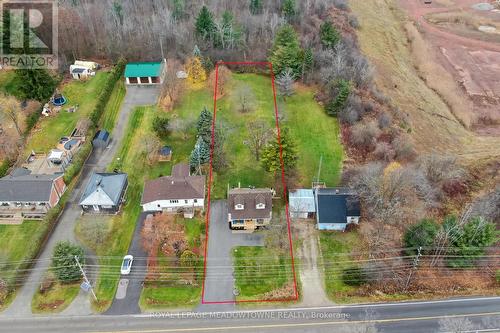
(124, 60), (166, 85)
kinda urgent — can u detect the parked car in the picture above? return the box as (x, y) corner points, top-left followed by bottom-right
(121, 255), (133, 275)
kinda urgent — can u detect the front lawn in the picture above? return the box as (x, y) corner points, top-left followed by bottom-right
(25, 72), (110, 154)
(319, 231), (365, 302)
(31, 278), (80, 314)
(233, 246), (294, 300)
(139, 285), (201, 310)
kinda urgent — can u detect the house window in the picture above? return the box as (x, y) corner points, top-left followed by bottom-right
(232, 220), (244, 225)
(235, 204), (244, 210)
(0, 202), (9, 206)
(185, 200), (188, 204)
(256, 203), (265, 210)
(257, 219), (264, 224)
(38, 202), (46, 206)
(157, 204), (161, 208)
(194, 199), (198, 203)
(102, 205), (113, 209)
(170, 200), (179, 204)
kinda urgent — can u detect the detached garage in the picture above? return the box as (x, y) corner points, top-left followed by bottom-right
(124, 60), (166, 85)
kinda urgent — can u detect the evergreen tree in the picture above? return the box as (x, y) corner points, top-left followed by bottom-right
(196, 106), (213, 145)
(261, 128), (297, 173)
(281, 0), (296, 21)
(195, 6), (215, 41)
(249, 0), (263, 15)
(320, 21), (341, 49)
(326, 79), (350, 116)
(172, 0), (184, 21)
(189, 136), (210, 170)
(15, 69), (57, 101)
(51, 241), (84, 283)
(268, 24), (304, 78)
(403, 219), (439, 255)
(213, 10), (242, 49)
(276, 68), (295, 98)
(193, 45), (201, 57)
(303, 47), (313, 73)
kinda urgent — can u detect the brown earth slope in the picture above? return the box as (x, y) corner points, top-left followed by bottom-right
(349, 0), (500, 162)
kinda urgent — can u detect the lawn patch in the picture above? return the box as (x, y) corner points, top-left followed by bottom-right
(100, 80), (126, 133)
(139, 285), (201, 310)
(31, 277), (80, 314)
(233, 246), (294, 300)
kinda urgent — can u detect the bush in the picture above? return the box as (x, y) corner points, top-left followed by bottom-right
(403, 219), (439, 255)
(326, 79), (351, 116)
(373, 142), (395, 161)
(393, 135), (417, 161)
(339, 93), (362, 124)
(342, 266), (367, 286)
(350, 120), (380, 149)
(39, 275), (55, 294)
(89, 58), (126, 126)
(63, 138), (93, 184)
(24, 106), (42, 134)
(0, 159), (13, 178)
(51, 241), (84, 283)
(152, 116), (170, 139)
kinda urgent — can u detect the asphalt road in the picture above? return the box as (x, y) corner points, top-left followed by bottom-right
(1, 297), (499, 333)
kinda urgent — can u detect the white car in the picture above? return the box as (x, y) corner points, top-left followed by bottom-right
(120, 255), (133, 275)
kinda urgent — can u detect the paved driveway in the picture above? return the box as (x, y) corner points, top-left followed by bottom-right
(104, 213), (149, 315)
(1, 85), (159, 317)
(201, 200), (263, 308)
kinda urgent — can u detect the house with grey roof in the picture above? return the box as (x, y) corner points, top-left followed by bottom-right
(315, 188), (361, 231)
(141, 163), (205, 218)
(0, 170), (66, 224)
(79, 172), (128, 214)
(227, 188), (273, 231)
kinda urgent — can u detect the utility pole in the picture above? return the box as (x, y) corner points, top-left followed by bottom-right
(74, 255), (98, 302)
(404, 246), (422, 292)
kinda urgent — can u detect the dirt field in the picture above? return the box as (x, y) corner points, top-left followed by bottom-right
(349, 0), (500, 162)
(400, 0), (500, 135)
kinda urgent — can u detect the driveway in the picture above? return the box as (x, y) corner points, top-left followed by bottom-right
(200, 200), (263, 309)
(1, 85), (159, 317)
(104, 212), (149, 315)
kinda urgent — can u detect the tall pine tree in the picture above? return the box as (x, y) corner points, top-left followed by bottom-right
(196, 106), (213, 145)
(268, 24), (304, 78)
(195, 6), (215, 41)
(281, 0), (296, 21)
(261, 128), (297, 173)
(320, 21), (341, 49)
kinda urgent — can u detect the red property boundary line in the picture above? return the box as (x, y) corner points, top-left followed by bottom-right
(201, 61), (299, 304)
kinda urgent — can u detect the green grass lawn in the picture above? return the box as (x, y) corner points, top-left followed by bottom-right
(168, 73), (343, 199)
(0, 220), (49, 310)
(31, 279), (80, 314)
(25, 72), (109, 154)
(100, 80), (126, 133)
(319, 231), (364, 302)
(233, 246), (294, 299)
(139, 286), (201, 310)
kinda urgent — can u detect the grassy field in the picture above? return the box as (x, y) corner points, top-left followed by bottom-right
(100, 80), (126, 133)
(168, 73), (343, 199)
(233, 246), (294, 299)
(31, 278), (80, 314)
(0, 220), (49, 311)
(25, 72), (109, 154)
(139, 286), (201, 310)
(319, 231), (364, 302)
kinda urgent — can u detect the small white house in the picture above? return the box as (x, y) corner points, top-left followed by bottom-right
(141, 163), (205, 218)
(70, 65), (95, 80)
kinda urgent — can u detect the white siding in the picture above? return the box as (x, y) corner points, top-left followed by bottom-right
(142, 198), (204, 212)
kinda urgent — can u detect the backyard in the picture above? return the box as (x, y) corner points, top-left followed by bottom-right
(24, 72), (110, 154)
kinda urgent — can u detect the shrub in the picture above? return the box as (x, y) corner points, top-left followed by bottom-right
(403, 219), (439, 255)
(377, 112), (392, 129)
(152, 116), (170, 139)
(89, 58), (126, 126)
(24, 106), (42, 134)
(326, 79), (351, 116)
(0, 159), (13, 178)
(342, 266), (367, 286)
(39, 275), (55, 294)
(393, 135), (417, 161)
(348, 15), (360, 29)
(350, 120), (380, 149)
(51, 241), (84, 283)
(373, 142), (395, 161)
(63, 138), (93, 184)
(339, 93), (362, 124)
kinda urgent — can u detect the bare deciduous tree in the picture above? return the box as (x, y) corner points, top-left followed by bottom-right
(235, 84), (255, 113)
(246, 120), (272, 161)
(0, 94), (23, 137)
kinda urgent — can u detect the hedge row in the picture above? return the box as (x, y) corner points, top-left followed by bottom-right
(89, 58), (127, 126)
(0, 159), (13, 178)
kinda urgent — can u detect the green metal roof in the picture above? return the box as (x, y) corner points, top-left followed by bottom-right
(124, 62), (162, 78)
